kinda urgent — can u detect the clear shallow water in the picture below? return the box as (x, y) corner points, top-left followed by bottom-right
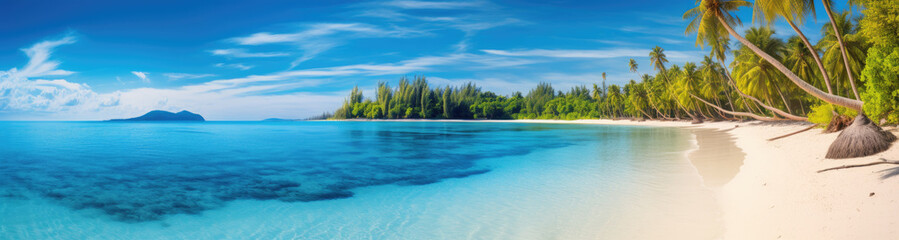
(0, 121), (722, 239)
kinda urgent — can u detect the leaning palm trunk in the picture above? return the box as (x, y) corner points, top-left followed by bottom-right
(691, 93), (786, 121)
(638, 109), (653, 120)
(648, 99), (674, 120)
(702, 104), (717, 120)
(717, 58), (771, 116)
(715, 95), (741, 120)
(659, 71), (698, 121)
(785, 19), (835, 94)
(695, 103), (710, 119)
(724, 90), (735, 111)
(644, 90), (668, 119)
(716, 15), (863, 112)
(716, 14), (893, 158)
(772, 83), (794, 114)
(713, 107), (740, 121)
(822, 0), (860, 100)
(718, 58), (807, 121)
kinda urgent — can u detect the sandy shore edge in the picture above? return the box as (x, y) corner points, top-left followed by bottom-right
(331, 118), (899, 239)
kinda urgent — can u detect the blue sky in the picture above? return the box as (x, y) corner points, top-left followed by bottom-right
(0, 0), (852, 120)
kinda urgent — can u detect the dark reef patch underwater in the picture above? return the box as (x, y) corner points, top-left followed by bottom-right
(0, 121), (603, 222)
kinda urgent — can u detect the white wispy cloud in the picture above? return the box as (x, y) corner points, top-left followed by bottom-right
(638, 14), (688, 26)
(354, 1), (515, 53)
(453, 18), (521, 32)
(210, 48), (289, 58)
(357, 9), (409, 21)
(230, 23), (426, 67)
(190, 53), (533, 91)
(214, 63), (254, 70)
(130, 71), (150, 83)
(164, 73), (216, 81)
(232, 23), (398, 45)
(280, 53), (534, 77)
(452, 18), (522, 52)
(651, 37), (689, 45)
(481, 48), (701, 60)
(594, 39), (638, 46)
(14, 35), (77, 78)
(616, 25), (687, 37)
(382, 0), (485, 9)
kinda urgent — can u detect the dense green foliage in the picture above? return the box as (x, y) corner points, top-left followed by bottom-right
(859, 0), (899, 124)
(333, 78), (609, 120)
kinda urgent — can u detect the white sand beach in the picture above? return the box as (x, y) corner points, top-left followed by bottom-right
(503, 119), (899, 239)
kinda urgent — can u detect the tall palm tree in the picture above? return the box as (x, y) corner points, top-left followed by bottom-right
(628, 59), (639, 74)
(641, 74), (671, 119)
(607, 85), (623, 117)
(753, 0), (835, 94)
(684, 0), (862, 111)
(678, 62), (707, 118)
(732, 27), (795, 114)
(699, 56), (728, 111)
(785, 36), (821, 89)
(625, 80), (653, 119)
(649, 46), (695, 120)
(601, 72), (608, 117)
(708, 34), (757, 115)
(821, 0), (860, 100)
(818, 11), (868, 99)
(689, 1), (808, 121)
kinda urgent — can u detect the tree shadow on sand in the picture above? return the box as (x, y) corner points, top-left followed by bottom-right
(877, 166), (899, 180)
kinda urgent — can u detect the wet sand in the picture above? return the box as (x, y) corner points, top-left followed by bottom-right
(688, 127), (745, 188)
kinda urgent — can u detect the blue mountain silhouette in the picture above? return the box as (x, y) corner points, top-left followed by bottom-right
(109, 110), (205, 121)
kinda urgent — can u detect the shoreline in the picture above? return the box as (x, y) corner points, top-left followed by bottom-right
(329, 118), (899, 239)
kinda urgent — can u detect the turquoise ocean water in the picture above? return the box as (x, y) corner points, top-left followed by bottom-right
(0, 121), (722, 239)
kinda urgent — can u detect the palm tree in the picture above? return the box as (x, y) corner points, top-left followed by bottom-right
(732, 27), (796, 114)
(785, 36), (821, 89)
(628, 59), (639, 75)
(708, 34), (757, 115)
(684, 0), (862, 112)
(641, 74), (671, 119)
(695, 29), (789, 120)
(649, 46), (696, 120)
(699, 55), (732, 118)
(821, 0), (861, 100)
(708, 31), (807, 121)
(818, 11), (868, 99)
(678, 62), (707, 118)
(753, 0), (836, 95)
(592, 83), (606, 117)
(684, 0), (893, 158)
(607, 85), (623, 118)
(601, 72), (608, 117)
(625, 80), (653, 119)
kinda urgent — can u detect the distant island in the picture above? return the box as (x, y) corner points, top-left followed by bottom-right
(109, 110), (205, 122)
